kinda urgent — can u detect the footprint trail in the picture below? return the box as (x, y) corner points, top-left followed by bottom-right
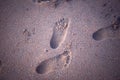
(50, 18), (69, 49)
(93, 17), (120, 41)
(36, 51), (72, 74)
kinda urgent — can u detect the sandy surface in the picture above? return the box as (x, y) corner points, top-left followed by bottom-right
(0, 0), (120, 80)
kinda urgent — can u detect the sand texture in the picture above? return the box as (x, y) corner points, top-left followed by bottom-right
(0, 0), (120, 80)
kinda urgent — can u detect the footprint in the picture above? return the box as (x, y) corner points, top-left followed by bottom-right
(23, 28), (35, 42)
(33, 0), (72, 8)
(36, 51), (72, 74)
(93, 17), (120, 41)
(33, 0), (50, 5)
(50, 18), (69, 49)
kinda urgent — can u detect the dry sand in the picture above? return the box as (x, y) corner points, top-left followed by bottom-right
(0, 0), (120, 80)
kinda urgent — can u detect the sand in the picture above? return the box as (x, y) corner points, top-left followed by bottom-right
(0, 0), (120, 80)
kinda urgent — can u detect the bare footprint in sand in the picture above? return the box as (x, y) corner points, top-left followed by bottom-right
(50, 18), (69, 49)
(33, 0), (50, 5)
(93, 17), (120, 41)
(33, 0), (72, 8)
(36, 51), (72, 74)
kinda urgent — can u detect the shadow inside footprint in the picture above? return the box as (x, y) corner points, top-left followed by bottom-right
(50, 18), (69, 49)
(36, 51), (72, 74)
(93, 17), (120, 41)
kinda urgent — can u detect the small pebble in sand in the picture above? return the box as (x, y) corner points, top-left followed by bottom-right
(44, 49), (49, 52)
(112, 25), (119, 30)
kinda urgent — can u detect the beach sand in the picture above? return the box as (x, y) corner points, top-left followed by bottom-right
(0, 0), (120, 80)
